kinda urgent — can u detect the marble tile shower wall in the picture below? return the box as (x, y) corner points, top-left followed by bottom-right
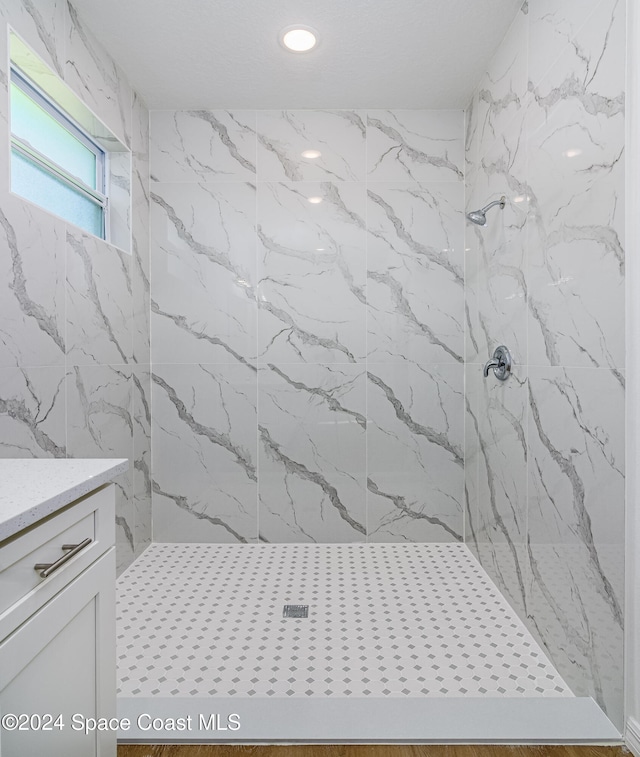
(149, 109), (465, 544)
(0, 1), (151, 574)
(464, 0), (625, 729)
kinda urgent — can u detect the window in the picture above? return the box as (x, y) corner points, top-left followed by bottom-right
(10, 65), (108, 239)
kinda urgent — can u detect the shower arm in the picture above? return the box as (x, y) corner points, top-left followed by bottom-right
(480, 198), (506, 214)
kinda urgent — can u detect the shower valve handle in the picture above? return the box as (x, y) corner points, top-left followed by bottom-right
(483, 345), (512, 381)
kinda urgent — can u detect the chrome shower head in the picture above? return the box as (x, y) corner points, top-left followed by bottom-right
(466, 196), (506, 226)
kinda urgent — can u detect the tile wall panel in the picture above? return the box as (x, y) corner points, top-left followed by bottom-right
(150, 109), (466, 545)
(152, 362), (257, 544)
(0, 2), (151, 573)
(464, 0), (625, 728)
(257, 181), (367, 365)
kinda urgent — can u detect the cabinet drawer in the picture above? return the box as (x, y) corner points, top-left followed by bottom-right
(0, 484), (115, 641)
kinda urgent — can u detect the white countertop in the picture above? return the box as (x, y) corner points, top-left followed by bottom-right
(0, 458), (128, 541)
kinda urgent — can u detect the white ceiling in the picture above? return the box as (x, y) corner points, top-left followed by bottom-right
(70, 0), (523, 110)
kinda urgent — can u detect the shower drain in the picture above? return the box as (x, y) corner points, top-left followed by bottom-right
(283, 604), (309, 618)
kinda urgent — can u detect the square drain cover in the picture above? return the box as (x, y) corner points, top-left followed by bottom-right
(283, 604), (309, 618)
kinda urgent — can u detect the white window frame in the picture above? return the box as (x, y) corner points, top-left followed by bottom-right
(10, 64), (109, 239)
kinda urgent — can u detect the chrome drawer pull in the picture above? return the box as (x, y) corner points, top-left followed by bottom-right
(34, 538), (93, 578)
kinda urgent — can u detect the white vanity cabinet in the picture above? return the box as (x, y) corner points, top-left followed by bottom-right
(0, 460), (126, 757)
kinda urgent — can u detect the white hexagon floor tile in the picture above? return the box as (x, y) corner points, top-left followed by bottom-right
(116, 543), (572, 698)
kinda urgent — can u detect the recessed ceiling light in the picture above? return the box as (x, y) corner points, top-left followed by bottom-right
(280, 25), (318, 53)
(302, 149), (322, 159)
(307, 196), (323, 204)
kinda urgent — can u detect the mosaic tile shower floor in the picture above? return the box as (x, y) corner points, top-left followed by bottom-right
(116, 543), (572, 698)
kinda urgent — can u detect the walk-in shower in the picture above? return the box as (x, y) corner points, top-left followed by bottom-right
(0, 0), (625, 745)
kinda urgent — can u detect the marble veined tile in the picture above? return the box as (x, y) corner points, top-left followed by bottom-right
(367, 363), (463, 543)
(66, 229), (133, 366)
(256, 110), (366, 181)
(528, 0), (608, 88)
(465, 92), (479, 195)
(257, 182), (367, 364)
(527, 366), (624, 727)
(150, 110), (256, 183)
(474, 157), (528, 368)
(151, 182), (257, 366)
(258, 363), (366, 543)
(132, 366), (151, 552)
(464, 366), (481, 552)
(108, 152), (131, 255)
(468, 85), (529, 368)
(64, 1), (132, 147)
(367, 111), (464, 182)
(464, 222), (482, 366)
(473, 367), (528, 617)
(0, 366), (66, 458)
(526, 542), (623, 728)
(0, 195), (66, 368)
(527, 367), (624, 596)
(0, 0), (65, 77)
(152, 363), (257, 543)
(464, 158), (484, 366)
(367, 182), (464, 364)
(0, 32), (6, 184)
(527, 0), (625, 371)
(65, 365), (132, 458)
(132, 92), (150, 365)
(477, 7), (528, 147)
(66, 364), (134, 572)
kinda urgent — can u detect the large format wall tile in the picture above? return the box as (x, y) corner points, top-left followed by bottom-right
(66, 229), (133, 366)
(464, 132), (482, 366)
(64, 1), (132, 147)
(473, 368), (528, 616)
(527, 367), (624, 725)
(473, 137), (529, 367)
(0, 366), (66, 457)
(0, 196), (66, 368)
(151, 181), (257, 366)
(66, 364), (134, 569)
(528, 0), (605, 88)
(367, 182), (464, 364)
(463, 366), (481, 550)
(465, 93), (479, 187)
(476, 7), (528, 147)
(132, 366), (151, 553)
(149, 108), (467, 545)
(0, 0), (65, 77)
(150, 110), (256, 183)
(152, 363), (257, 543)
(526, 541), (623, 725)
(465, 0), (626, 730)
(367, 363), (463, 543)
(256, 110), (366, 181)
(0, 3), (151, 575)
(258, 363), (366, 543)
(526, 0), (625, 372)
(367, 111), (464, 182)
(257, 181), (367, 364)
(132, 92), (151, 366)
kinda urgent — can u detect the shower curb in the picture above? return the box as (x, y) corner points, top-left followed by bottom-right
(118, 695), (621, 743)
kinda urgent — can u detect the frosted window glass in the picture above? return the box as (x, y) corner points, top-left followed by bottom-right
(11, 82), (97, 188)
(12, 149), (103, 238)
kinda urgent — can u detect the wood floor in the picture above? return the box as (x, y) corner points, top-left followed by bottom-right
(117, 746), (629, 757)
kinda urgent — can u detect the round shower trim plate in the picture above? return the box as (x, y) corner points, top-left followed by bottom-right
(279, 25), (320, 53)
